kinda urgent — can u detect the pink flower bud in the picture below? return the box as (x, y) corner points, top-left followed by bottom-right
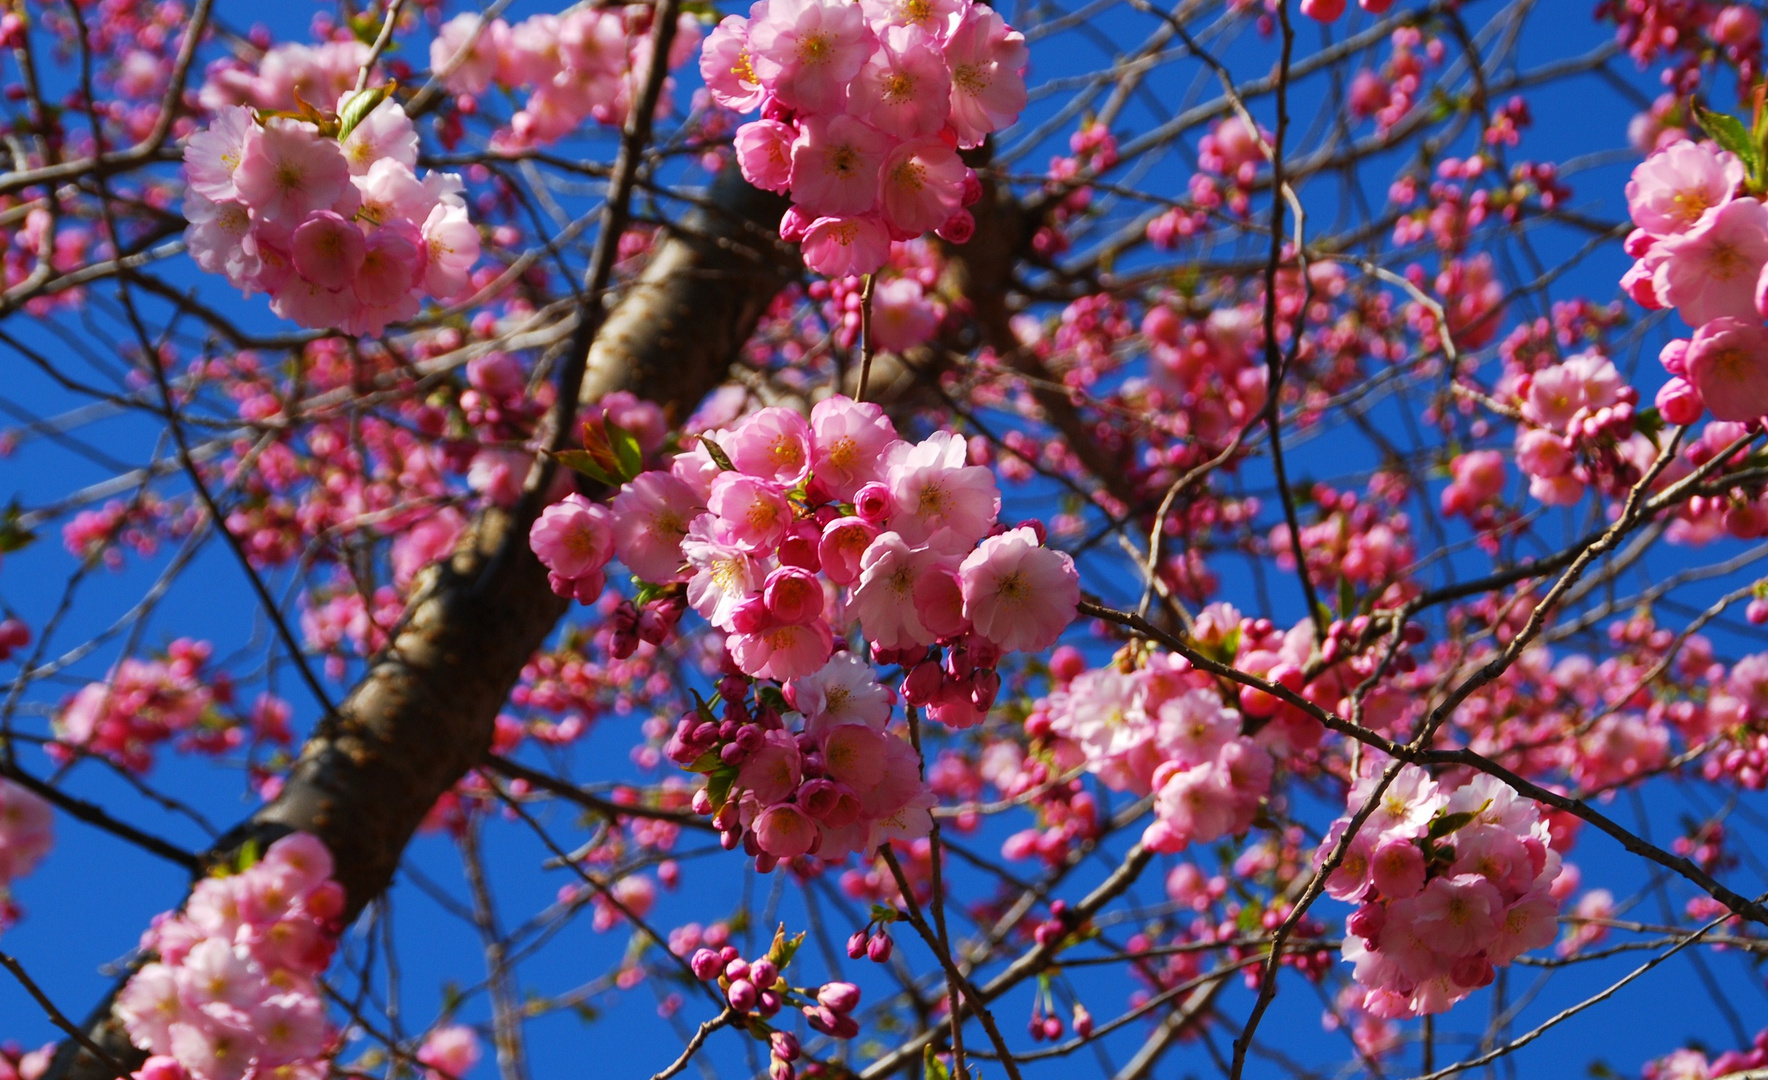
(690, 948), (723, 980)
(867, 931), (893, 962)
(764, 566), (825, 624)
(854, 482), (895, 523)
(817, 981), (861, 1013)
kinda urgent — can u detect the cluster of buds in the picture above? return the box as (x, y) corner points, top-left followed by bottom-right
(886, 630), (1003, 725)
(609, 592), (688, 659)
(688, 925), (863, 1077)
(845, 906), (897, 963)
(1025, 974), (1091, 1042)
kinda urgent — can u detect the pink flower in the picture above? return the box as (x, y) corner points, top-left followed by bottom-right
(942, 4), (1028, 148)
(708, 472), (793, 552)
(735, 120), (797, 194)
(184, 195), (263, 289)
(612, 471), (703, 583)
(168, 1015), (260, 1080)
(764, 565), (824, 623)
(810, 395), (901, 499)
(800, 214), (892, 276)
(852, 26), (952, 140)
(754, 803), (819, 858)
(291, 211), (366, 290)
(747, 0), (875, 113)
(1487, 891), (1560, 964)
(870, 277), (941, 352)
(422, 201), (481, 299)
(261, 832), (335, 900)
(729, 405), (815, 485)
(1513, 428), (1572, 478)
(732, 620), (835, 679)
(791, 115), (891, 217)
(1154, 688), (1237, 766)
(431, 14), (507, 96)
(1651, 196), (1768, 326)
(786, 651), (892, 730)
(183, 105), (256, 201)
(1685, 317), (1768, 422)
(418, 1025), (482, 1080)
(1357, 764), (1446, 839)
(176, 938), (260, 1009)
(116, 963), (183, 1053)
(0, 778), (53, 883)
(821, 723), (890, 789)
(702, 15), (767, 112)
(530, 494), (615, 581)
(884, 430), (999, 550)
(349, 228), (423, 329)
(860, 0), (966, 35)
(738, 730), (804, 804)
(850, 531), (951, 649)
(817, 515), (880, 585)
(1656, 375), (1707, 425)
(1402, 874), (1502, 957)
(1369, 837), (1426, 899)
(957, 526), (1078, 653)
(1144, 760), (1236, 851)
(683, 516), (763, 629)
(337, 90), (418, 176)
(1626, 140), (1745, 237)
(253, 994), (327, 1068)
(232, 119), (351, 225)
(879, 137), (968, 236)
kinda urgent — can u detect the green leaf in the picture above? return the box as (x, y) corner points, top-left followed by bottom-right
(756, 685), (790, 715)
(706, 766), (738, 812)
(337, 84), (393, 144)
(766, 923), (806, 970)
(234, 837), (261, 873)
(1336, 575), (1357, 621)
(605, 417), (645, 482)
(698, 435), (737, 472)
(870, 903), (902, 924)
(1426, 808), (1478, 840)
(1696, 105), (1760, 175)
(924, 1046), (952, 1080)
(1633, 404), (1666, 444)
(0, 501), (37, 554)
(554, 448), (619, 486)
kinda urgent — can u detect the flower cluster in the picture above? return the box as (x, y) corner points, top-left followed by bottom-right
(52, 640), (242, 772)
(1031, 650), (1275, 853)
(115, 833), (343, 1080)
(1324, 766), (1563, 1019)
(528, 399), (1082, 867)
(1621, 137), (1768, 423)
(0, 780), (52, 890)
(531, 395), (1081, 701)
(668, 656), (936, 865)
(431, 7), (701, 148)
(0, 778), (52, 933)
(689, 930), (860, 1077)
(182, 94), (479, 334)
(416, 1026), (481, 1080)
(702, 0), (1027, 275)
(1645, 1029), (1768, 1080)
